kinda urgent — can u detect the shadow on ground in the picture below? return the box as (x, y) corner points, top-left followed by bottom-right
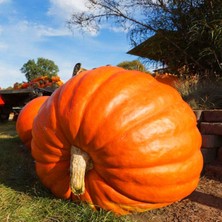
(0, 135), (54, 199)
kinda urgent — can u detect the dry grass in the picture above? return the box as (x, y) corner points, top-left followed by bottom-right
(178, 77), (222, 109)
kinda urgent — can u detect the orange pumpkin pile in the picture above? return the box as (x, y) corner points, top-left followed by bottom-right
(16, 66), (203, 215)
(13, 76), (63, 90)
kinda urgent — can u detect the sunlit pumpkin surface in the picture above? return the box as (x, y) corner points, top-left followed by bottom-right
(31, 66), (203, 215)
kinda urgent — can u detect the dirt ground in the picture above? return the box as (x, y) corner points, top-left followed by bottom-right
(129, 175), (222, 222)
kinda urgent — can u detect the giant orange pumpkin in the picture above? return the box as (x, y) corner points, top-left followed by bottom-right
(16, 96), (49, 149)
(31, 66), (203, 215)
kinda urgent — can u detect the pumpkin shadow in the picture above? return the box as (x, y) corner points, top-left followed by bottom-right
(187, 190), (222, 210)
(0, 137), (55, 199)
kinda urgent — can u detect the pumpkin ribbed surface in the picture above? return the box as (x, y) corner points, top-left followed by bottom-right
(16, 96), (49, 149)
(31, 66), (203, 215)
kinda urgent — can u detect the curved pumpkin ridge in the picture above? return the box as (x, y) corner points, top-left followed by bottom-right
(91, 126), (201, 169)
(78, 77), (198, 163)
(83, 72), (156, 144)
(31, 91), (71, 163)
(77, 70), (201, 212)
(82, 120), (202, 210)
(16, 96), (49, 149)
(74, 170), (171, 215)
(89, 101), (201, 168)
(76, 71), (181, 150)
(31, 66), (203, 215)
(35, 161), (71, 199)
(91, 150), (203, 203)
(80, 78), (202, 209)
(50, 66), (123, 147)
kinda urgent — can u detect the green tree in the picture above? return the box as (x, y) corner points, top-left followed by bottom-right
(21, 57), (59, 82)
(117, 60), (147, 72)
(68, 0), (222, 79)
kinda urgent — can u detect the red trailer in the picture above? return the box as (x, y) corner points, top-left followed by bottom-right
(0, 87), (55, 122)
(0, 63), (83, 122)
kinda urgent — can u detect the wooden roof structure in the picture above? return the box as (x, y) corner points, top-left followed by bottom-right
(127, 31), (178, 62)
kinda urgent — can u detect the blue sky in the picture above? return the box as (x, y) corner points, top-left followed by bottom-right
(0, 0), (136, 88)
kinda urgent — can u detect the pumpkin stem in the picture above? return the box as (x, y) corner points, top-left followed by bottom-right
(70, 145), (92, 195)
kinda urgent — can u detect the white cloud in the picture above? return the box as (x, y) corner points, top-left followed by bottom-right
(0, 43), (8, 50)
(48, 0), (100, 36)
(0, 63), (26, 88)
(0, 0), (10, 4)
(0, 19), (74, 88)
(37, 24), (70, 38)
(48, 0), (88, 19)
(100, 23), (128, 34)
(47, 0), (128, 36)
(15, 20), (71, 38)
(0, 0), (132, 89)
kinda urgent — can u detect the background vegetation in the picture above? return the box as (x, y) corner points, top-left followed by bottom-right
(20, 57), (59, 82)
(178, 77), (222, 110)
(67, 0), (222, 110)
(68, 0), (222, 79)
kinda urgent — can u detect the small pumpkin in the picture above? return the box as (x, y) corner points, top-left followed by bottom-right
(155, 73), (180, 88)
(31, 66), (203, 215)
(16, 96), (49, 149)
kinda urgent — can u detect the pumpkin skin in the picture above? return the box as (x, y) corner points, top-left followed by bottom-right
(16, 96), (49, 149)
(31, 66), (203, 215)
